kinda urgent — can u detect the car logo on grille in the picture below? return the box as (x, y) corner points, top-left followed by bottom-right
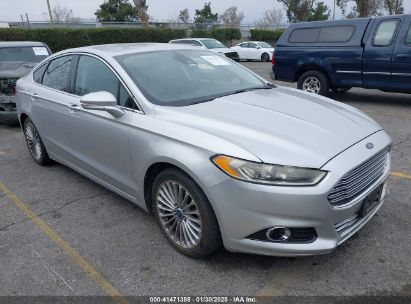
(366, 143), (374, 149)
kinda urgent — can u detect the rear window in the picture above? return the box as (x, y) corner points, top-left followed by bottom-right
(289, 26), (355, 43)
(0, 46), (50, 62)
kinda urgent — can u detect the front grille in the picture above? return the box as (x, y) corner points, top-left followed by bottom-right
(328, 147), (390, 206)
(225, 52), (239, 60)
(0, 78), (17, 96)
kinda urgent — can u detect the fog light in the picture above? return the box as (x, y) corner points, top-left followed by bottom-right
(266, 227), (291, 242)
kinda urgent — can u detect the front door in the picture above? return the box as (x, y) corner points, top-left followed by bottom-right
(363, 18), (401, 90)
(66, 54), (137, 196)
(391, 16), (411, 92)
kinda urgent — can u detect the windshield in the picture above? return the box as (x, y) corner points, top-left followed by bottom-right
(258, 42), (273, 48)
(116, 50), (268, 106)
(0, 46), (50, 63)
(201, 39), (226, 49)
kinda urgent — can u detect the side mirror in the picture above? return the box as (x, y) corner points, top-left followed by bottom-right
(80, 91), (124, 118)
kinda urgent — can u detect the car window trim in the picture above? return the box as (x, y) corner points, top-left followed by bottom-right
(372, 18), (401, 47)
(404, 23), (411, 47)
(72, 52), (143, 114)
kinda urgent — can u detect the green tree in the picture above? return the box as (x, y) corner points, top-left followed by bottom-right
(194, 2), (219, 24)
(384, 0), (404, 15)
(307, 2), (330, 21)
(95, 0), (138, 22)
(337, 0), (383, 17)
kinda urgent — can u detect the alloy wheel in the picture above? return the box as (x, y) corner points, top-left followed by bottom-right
(155, 180), (202, 249)
(25, 122), (42, 161)
(303, 77), (321, 94)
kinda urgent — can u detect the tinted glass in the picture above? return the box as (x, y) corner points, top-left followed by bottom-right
(239, 43), (247, 48)
(289, 28), (320, 43)
(201, 39), (226, 49)
(119, 84), (136, 109)
(373, 20), (398, 46)
(191, 40), (203, 46)
(42, 56), (73, 92)
(74, 56), (118, 97)
(248, 43), (258, 48)
(318, 26), (355, 42)
(33, 63), (48, 84)
(0, 46), (49, 63)
(116, 50), (267, 107)
(406, 24), (411, 46)
(258, 42), (273, 48)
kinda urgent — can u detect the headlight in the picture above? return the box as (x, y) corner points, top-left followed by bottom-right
(211, 155), (327, 186)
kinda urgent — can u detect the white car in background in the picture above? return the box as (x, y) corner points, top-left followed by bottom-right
(169, 38), (239, 61)
(231, 41), (274, 62)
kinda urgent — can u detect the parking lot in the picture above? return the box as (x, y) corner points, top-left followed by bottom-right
(0, 61), (410, 299)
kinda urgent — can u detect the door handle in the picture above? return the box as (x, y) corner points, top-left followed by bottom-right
(28, 92), (39, 101)
(396, 53), (409, 59)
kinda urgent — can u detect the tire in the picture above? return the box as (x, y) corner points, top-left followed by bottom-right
(332, 87), (351, 93)
(23, 118), (51, 166)
(261, 53), (270, 62)
(152, 168), (222, 258)
(297, 70), (330, 96)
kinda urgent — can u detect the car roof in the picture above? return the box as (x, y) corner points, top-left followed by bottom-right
(0, 41), (47, 48)
(172, 38), (216, 41)
(55, 43), (202, 58)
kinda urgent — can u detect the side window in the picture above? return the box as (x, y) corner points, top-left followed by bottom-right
(74, 55), (118, 97)
(239, 43), (247, 48)
(33, 63), (48, 84)
(405, 24), (411, 46)
(42, 56), (73, 92)
(119, 84), (137, 109)
(373, 20), (399, 47)
(318, 26), (355, 42)
(248, 43), (258, 48)
(289, 28), (320, 43)
(191, 40), (203, 46)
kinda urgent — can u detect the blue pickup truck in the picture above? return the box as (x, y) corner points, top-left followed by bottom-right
(272, 15), (411, 96)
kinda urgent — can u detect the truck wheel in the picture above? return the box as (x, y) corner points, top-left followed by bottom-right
(297, 71), (330, 96)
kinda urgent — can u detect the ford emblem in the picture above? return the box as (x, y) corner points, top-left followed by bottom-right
(366, 143), (374, 149)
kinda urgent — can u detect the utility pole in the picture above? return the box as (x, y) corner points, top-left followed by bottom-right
(46, 0), (53, 24)
(333, 0), (336, 20)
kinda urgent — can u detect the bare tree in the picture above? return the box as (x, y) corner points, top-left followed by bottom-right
(220, 6), (245, 26)
(337, 0), (383, 17)
(51, 3), (73, 23)
(384, 0), (404, 15)
(133, 0), (149, 26)
(256, 7), (284, 28)
(178, 8), (190, 23)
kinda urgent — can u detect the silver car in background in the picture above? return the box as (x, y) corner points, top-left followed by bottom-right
(16, 43), (391, 257)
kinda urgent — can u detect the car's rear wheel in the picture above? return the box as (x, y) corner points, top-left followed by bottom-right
(261, 53), (270, 62)
(297, 70), (330, 96)
(152, 168), (221, 257)
(23, 118), (50, 165)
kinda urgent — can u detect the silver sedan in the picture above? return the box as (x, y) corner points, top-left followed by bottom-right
(16, 43), (391, 257)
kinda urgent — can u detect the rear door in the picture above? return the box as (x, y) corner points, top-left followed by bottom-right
(247, 42), (261, 60)
(391, 15), (411, 92)
(30, 55), (78, 160)
(363, 18), (401, 90)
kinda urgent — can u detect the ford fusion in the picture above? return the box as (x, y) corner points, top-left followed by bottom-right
(16, 44), (391, 257)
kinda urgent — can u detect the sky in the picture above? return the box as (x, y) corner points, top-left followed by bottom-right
(1, 0), (411, 24)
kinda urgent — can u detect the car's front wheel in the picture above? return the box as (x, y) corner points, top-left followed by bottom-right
(23, 118), (50, 166)
(297, 70), (330, 96)
(152, 168), (221, 257)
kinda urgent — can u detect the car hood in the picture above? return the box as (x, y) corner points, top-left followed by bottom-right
(0, 62), (37, 78)
(154, 87), (382, 168)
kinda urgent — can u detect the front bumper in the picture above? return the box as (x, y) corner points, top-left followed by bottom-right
(206, 130), (391, 256)
(0, 96), (18, 124)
